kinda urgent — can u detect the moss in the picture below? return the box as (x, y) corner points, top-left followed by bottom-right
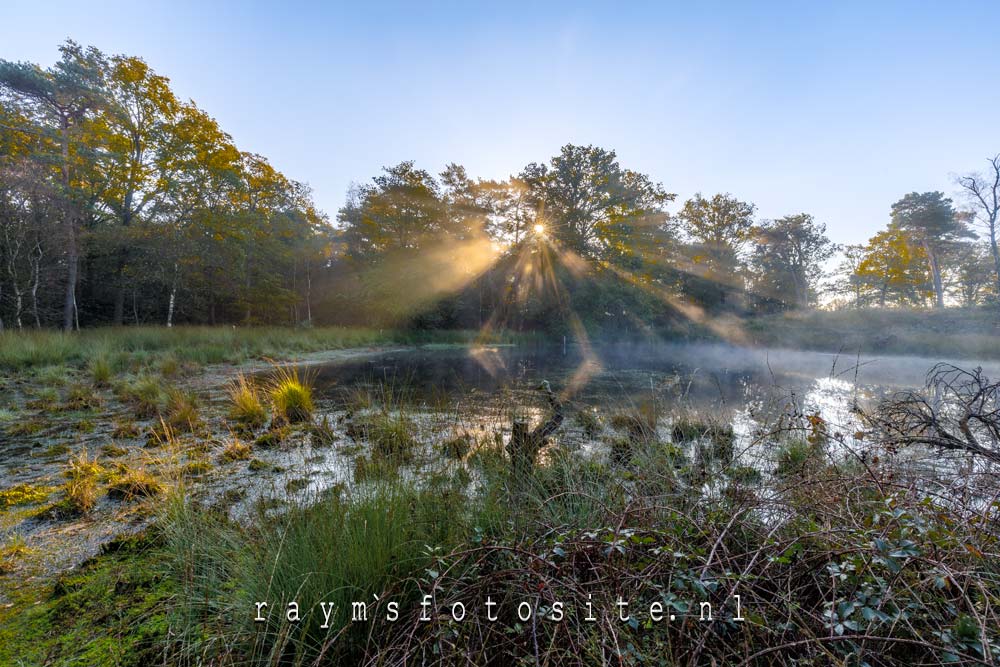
(0, 530), (175, 666)
(0, 482), (54, 509)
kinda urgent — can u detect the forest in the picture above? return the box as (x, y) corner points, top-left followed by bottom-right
(3, 43), (1000, 336)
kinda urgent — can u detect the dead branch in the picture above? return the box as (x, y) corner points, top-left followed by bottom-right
(870, 363), (1000, 465)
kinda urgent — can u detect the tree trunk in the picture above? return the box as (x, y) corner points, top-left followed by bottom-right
(166, 263), (178, 327)
(925, 243), (945, 308)
(29, 242), (44, 329)
(507, 381), (565, 479)
(60, 120), (78, 332)
(990, 225), (1000, 304)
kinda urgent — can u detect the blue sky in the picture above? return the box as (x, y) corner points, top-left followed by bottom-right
(5, 1), (1000, 246)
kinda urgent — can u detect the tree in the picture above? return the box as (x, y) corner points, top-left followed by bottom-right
(890, 191), (970, 308)
(92, 53), (180, 324)
(854, 227), (932, 307)
(750, 213), (834, 309)
(958, 156), (1000, 301)
(0, 41), (105, 330)
(521, 144), (674, 264)
(833, 244), (867, 308)
(677, 193), (756, 308)
(951, 242), (996, 306)
(339, 161), (446, 261)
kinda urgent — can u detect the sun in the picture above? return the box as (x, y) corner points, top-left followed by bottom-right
(533, 223), (546, 236)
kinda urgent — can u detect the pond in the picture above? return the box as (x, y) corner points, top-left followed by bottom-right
(309, 342), (1000, 434)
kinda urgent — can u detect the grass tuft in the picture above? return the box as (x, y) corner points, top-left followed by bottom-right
(227, 373), (268, 429)
(268, 367), (314, 424)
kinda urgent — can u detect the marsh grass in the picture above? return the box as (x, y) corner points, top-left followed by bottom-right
(88, 355), (113, 387)
(107, 467), (164, 500)
(227, 373), (267, 429)
(267, 366), (314, 424)
(0, 326), (503, 375)
(165, 389), (201, 432)
(219, 438), (251, 463)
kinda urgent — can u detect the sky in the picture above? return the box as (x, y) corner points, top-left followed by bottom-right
(5, 0), (1000, 247)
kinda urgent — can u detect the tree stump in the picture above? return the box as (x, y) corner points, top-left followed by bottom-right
(507, 380), (565, 479)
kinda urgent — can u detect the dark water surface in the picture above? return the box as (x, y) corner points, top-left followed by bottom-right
(311, 342), (1000, 423)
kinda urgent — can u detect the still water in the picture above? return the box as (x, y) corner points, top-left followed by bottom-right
(310, 342), (1000, 432)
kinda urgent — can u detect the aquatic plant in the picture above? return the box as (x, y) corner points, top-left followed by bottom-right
(119, 375), (164, 417)
(574, 407), (603, 438)
(346, 411), (417, 462)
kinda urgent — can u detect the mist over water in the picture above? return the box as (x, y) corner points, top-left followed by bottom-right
(312, 341), (1000, 417)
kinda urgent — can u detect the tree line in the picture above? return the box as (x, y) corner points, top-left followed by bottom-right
(2, 43), (999, 333)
